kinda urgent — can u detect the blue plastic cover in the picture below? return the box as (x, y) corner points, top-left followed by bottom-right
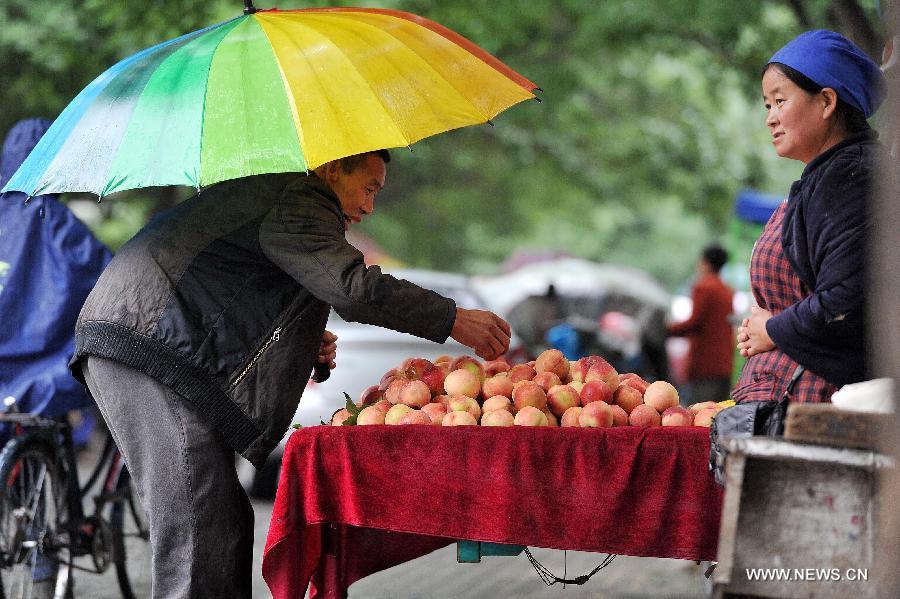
(0, 119), (112, 416)
(734, 188), (782, 224)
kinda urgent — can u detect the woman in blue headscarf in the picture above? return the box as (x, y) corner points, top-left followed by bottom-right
(733, 30), (884, 404)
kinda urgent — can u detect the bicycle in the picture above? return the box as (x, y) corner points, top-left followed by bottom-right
(0, 397), (150, 599)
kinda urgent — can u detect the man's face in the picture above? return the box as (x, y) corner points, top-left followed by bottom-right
(325, 154), (386, 230)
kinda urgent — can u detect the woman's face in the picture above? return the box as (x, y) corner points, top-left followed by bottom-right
(761, 67), (833, 164)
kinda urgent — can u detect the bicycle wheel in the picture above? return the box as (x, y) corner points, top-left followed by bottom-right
(108, 463), (150, 599)
(0, 437), (72, 599)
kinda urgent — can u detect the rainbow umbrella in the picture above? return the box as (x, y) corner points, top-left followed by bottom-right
(2, 5), (538, 198)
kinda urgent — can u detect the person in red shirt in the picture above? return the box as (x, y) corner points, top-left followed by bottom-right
(667, 244), (735, 405)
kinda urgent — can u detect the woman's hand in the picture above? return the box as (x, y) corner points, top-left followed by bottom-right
(736, 306), (776, 357)
(318, 330), (338, 370)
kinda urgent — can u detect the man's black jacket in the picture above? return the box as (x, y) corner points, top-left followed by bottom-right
(71, 173), (456, 465)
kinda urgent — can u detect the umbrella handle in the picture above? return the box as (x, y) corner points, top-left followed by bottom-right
(243, 1), (256, 15)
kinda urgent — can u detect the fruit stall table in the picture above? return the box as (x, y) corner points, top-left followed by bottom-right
(262, 425), (723, 599)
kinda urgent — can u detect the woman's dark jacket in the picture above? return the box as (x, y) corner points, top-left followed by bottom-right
(70, 173), (456, 466)
(767, 130), (879, 386)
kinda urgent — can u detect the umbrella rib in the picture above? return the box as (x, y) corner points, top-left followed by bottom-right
(294, 16), (415, 148)
(253, 18), (316, 167)
(196, 18), (250, 189)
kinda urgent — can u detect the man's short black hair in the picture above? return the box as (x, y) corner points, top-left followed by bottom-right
(338, 149), (392, 174)
(702, 244), (728, 273)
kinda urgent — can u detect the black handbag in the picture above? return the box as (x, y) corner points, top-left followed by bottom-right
(708, 365), (805, 485)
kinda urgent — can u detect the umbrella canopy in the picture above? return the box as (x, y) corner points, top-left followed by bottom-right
(2, 7), (537, 198)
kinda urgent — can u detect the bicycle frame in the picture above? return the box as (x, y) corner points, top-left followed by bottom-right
(0, 411), (127, 568)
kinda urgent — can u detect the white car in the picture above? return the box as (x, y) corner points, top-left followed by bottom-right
(292, 268), (496, 427)
(239, 268), (522, 497)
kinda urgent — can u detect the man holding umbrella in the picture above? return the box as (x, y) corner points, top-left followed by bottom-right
(2, 7), (538, 596)
(71, 150), (511, 597)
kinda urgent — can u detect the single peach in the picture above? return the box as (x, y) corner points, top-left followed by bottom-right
(330, 408), (352, 426)
(356, 406), (386, 425)
(508, 364), (537, 383)
(584, 362), (620, 390)
(661, 405), (694, 427)
(532, 371), (562, 392)
(619, 373), (649, 395)
(629, 404), (661, 427)
(482, 373), (514, 399)
(512, 380), (548, 413)
(693, 408), (719, 427)
(579, 380), (613, 406)
(579, 401), (614, 428)
(534, 349), (570, 380)
(482, 395), (513, 414)
(398, 409), (432, 425)
(513, 406), (549, 426)
(614, 384), (644, 414)
(644, 381), (680, 413)
(384, 404), (414, 425)
(546, 384), (581, 417)
(399, 379), (431, 408)
(481, 410), (515, 427)
(442, 411), (478, 426)
(561, 406), (583, 427)
(444, 369), (481, 398)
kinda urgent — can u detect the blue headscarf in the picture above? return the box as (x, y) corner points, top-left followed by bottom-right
(769, 30), (886, 118)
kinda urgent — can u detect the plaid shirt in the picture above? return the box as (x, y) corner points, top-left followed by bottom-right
(732, 202), (837, 404)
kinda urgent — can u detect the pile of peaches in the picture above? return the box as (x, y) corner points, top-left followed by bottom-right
(328, 349), (729, 429)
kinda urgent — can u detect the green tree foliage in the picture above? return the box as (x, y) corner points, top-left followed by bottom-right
(0, 0), (884, 289)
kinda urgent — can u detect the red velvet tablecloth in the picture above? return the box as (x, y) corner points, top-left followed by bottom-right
(262, 425), (722, 599)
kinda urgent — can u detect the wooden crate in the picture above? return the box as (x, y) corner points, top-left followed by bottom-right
(784, 403), (890, 451)
(711, 438), (893, 599)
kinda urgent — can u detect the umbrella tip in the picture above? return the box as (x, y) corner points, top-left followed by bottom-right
(243, 1), (257, 14)
(533, 97), (543, 103)
(486, 120), (495, 127)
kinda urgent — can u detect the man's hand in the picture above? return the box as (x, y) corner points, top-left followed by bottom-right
(450, 308), (511, 361)
(736, 307), (775, 357)
(318, 330), (338, 370)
